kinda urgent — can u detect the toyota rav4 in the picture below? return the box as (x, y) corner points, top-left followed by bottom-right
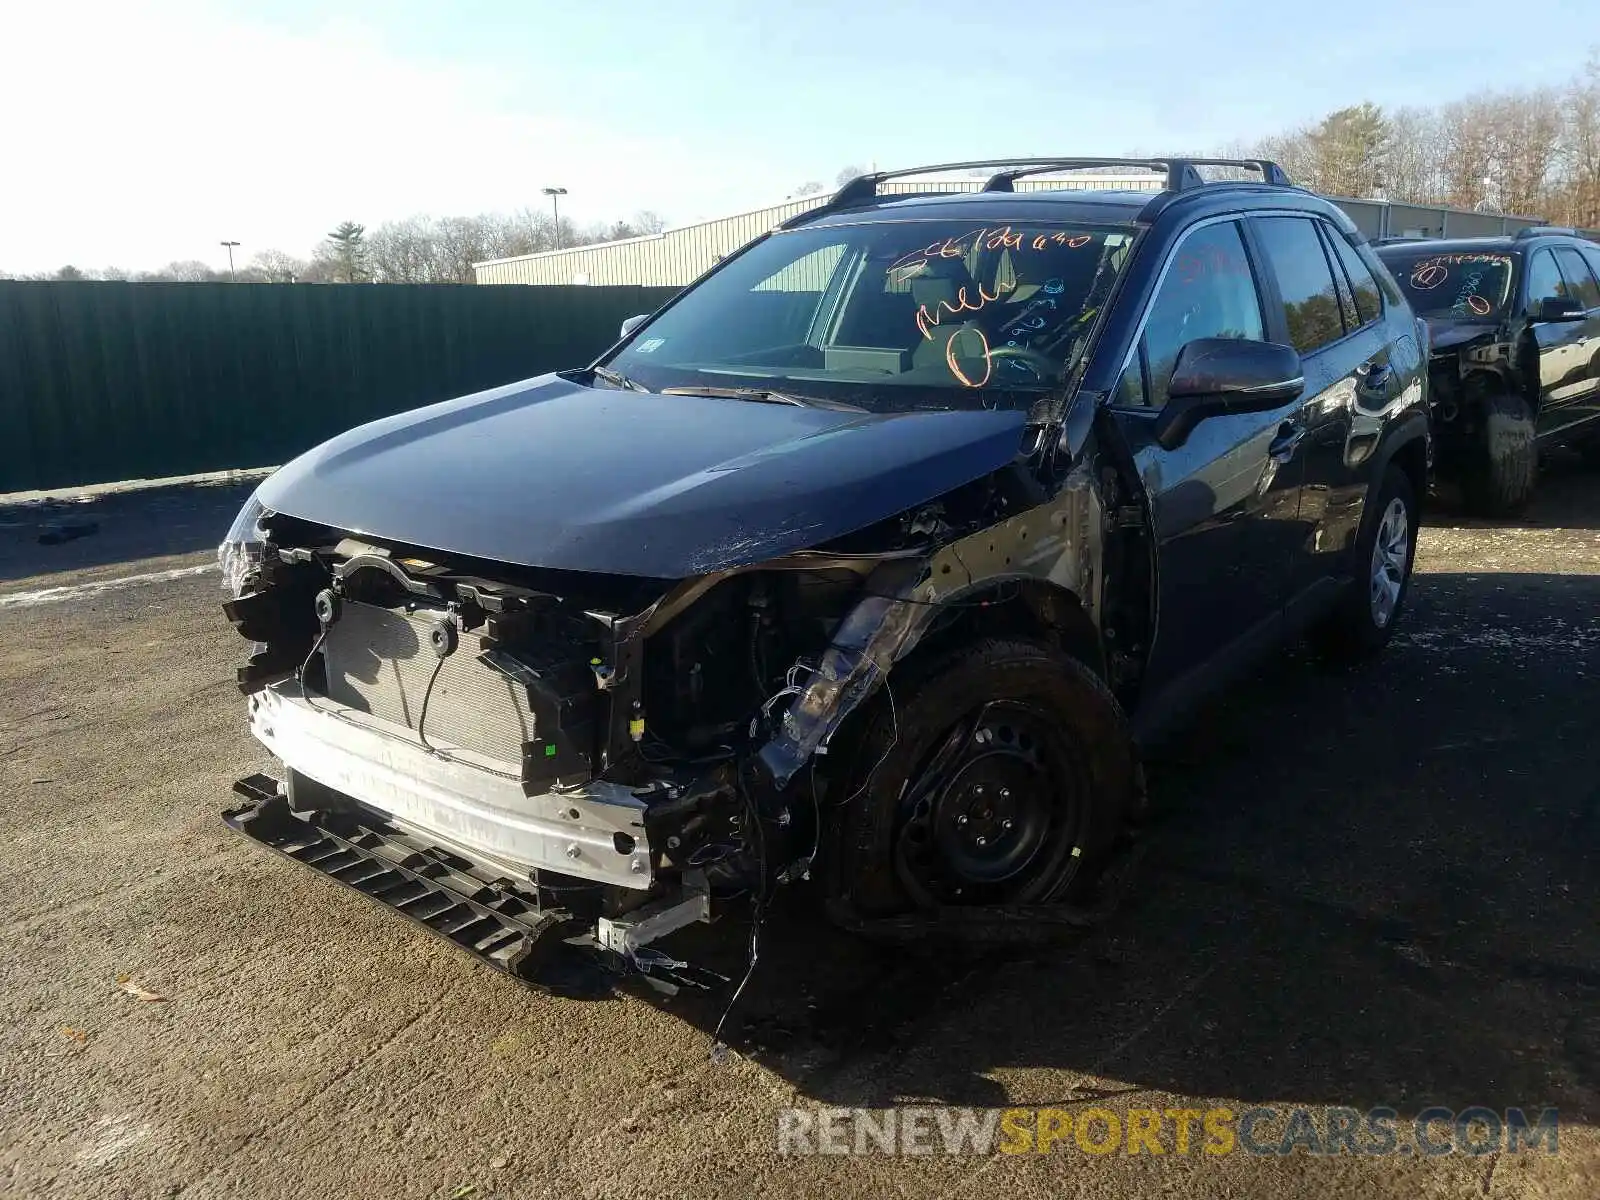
(221, 158), (1430, 991)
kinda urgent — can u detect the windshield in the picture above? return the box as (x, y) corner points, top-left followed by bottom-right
(1382, 250), (1514, 320)
(602, 218), (1137, 413)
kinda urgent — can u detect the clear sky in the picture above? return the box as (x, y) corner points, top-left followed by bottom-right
(2, 0), (1595, 274)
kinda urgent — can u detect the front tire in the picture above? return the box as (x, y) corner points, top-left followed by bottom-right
(1310, 465), (1419, 663)
(823, 638), (1142, 919)
(1458, 386), (1536, 516)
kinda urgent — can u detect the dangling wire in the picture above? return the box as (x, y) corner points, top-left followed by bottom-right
(834, 678), (897, 809)
(711, 769), (770, 1062)
(415, 656), (446, 754)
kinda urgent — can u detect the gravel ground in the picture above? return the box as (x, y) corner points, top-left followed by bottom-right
(0, 460), (1596, 1199)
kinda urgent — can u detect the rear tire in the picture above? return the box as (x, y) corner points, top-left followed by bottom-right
(823, 638), (1142, 919)
(1458, 387), (1536, 516)
(1310, 465), (1419, 664)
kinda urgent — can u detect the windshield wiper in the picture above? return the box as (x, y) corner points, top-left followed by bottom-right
(658, 386), (864, 412)
(591, 365), (650, 393)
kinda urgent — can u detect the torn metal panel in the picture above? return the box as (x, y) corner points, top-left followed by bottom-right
(757, 462), (1104, 789)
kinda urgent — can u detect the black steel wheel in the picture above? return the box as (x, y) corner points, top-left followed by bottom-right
(893, 701), (1086, 906)
(824, 638), (1142, 919)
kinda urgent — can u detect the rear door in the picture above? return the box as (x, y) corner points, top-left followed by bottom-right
(1247, 215), (1401, 608)
(1105, 217), (1304, 692)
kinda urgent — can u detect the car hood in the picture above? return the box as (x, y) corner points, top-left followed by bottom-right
(257, 373), (1031, 578)
(1422, 317), (1500, 354)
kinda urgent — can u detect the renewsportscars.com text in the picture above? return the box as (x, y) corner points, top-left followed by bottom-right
(776, 1105), (1560, 1157)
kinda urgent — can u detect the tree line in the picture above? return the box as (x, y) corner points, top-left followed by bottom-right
(1221, 50), (1600, 225)
(3, 208), (666, 284)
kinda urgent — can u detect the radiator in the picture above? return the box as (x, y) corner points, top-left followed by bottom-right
(319, 601), (533, 768)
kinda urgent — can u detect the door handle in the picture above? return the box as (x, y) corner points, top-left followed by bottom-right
(1269, 420), (1305, 463)
(1359, 361), (1393, 390)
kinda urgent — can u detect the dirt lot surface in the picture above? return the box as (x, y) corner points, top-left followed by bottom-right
(1, 464), (1596, 1199)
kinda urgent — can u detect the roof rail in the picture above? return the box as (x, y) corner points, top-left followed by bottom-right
(1514, 225), (1576, 239)
(787, 157), (1293, 226)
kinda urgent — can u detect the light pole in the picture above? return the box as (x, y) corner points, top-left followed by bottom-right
(542, 187), (568, 249)
(220, 240), (240, 281)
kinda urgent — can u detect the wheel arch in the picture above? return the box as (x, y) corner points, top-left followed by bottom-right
(901, 577), (1106, 682)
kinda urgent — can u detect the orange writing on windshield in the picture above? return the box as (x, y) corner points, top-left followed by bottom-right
(916, 278), (1014, 339)
(889, 228), (1094, 284)
(945, 327), (993, 388)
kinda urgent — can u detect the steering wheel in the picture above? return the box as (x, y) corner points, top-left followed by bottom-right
(985, 344), (1060, 383)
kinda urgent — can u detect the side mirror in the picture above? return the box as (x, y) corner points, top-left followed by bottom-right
(619, 313), (650, 339)
(1534, 296), (1586, 323)
(1153, 338), (1304, 451)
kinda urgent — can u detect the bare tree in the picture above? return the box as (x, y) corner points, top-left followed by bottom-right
(1439, 96), (1498, 209)
(793, 181), (826, 197)
(1384, 106), (1447, 203)
(134, 260), (222, 282)
(836, 164), (866, 186)
(249, 249), (308, 283)
(1557, 51), (1600, 227)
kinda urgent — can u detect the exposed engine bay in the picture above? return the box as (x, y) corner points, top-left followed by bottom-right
(220, 456), (1121, 994)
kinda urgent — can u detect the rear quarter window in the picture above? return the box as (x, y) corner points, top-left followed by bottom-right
(1327, 229), (1382, 326)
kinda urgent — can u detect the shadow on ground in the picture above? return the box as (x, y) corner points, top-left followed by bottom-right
(0, 480), (258, 583)
(634, 566), (1600, 1124)
(1429, 445), (1598, 531)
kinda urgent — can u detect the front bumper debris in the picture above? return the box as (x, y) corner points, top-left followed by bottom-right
(225, 774), (725, 994)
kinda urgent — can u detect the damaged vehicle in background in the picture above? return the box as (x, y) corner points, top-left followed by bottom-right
(1377, 230), (1600, 515)
(221, 158), (1430, 995)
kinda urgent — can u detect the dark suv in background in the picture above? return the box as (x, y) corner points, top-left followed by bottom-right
(1378, 230), (1600, 514)
(221, 158), (1430, 990)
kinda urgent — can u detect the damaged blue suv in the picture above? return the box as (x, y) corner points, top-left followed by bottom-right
(221, 158), (1430, 990)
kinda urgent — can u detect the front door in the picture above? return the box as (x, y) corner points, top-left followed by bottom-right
(1106, 218), (1305, 693)
(1525, 247), (1596, 435)
(1549, 246), (1600, 434)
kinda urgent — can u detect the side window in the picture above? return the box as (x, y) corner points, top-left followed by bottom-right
(1554, 247), (1600, 311)
(1119, 220), (1266, 409)
(1318, 225), (1359, 330)
(1327, 227), (1383, 326)
(1525, 249), (1565, 307)
(1582, 245), (1600, 292)
(1253, 216), (1347, 353)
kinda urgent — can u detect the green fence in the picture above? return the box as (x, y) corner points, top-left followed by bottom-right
(0, 280), (679, 492)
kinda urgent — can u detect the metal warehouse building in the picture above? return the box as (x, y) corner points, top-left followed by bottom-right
(473, 172), (1566, 288)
